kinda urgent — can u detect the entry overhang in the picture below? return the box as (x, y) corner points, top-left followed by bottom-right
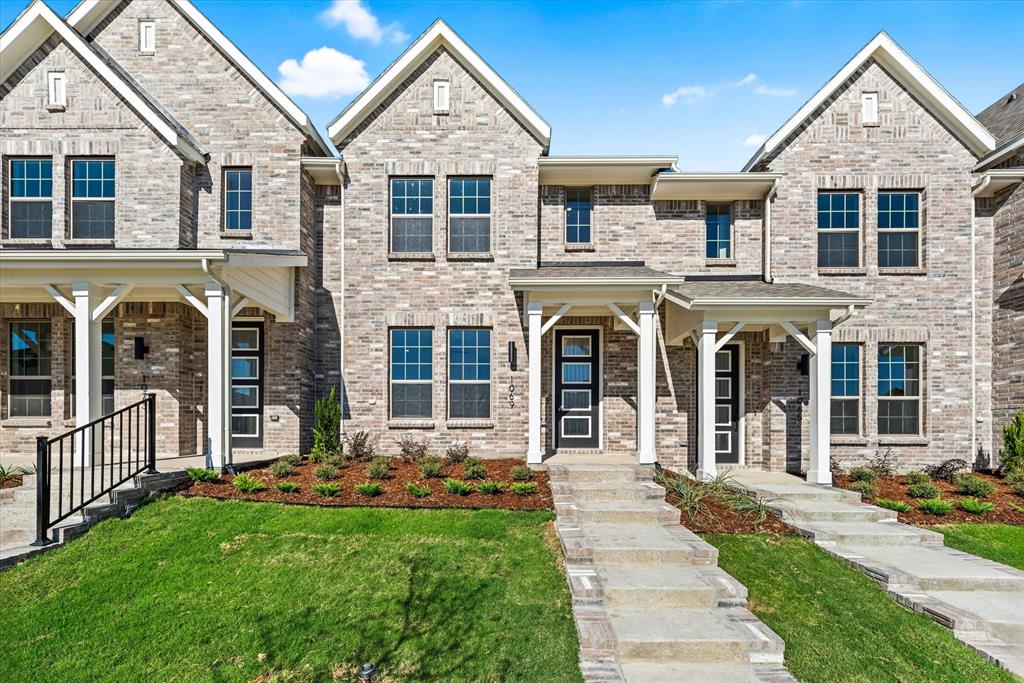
(650, 172), (782, 201)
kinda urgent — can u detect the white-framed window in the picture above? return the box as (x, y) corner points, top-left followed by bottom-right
(448, 328), (490, 419)
(817, 191), (860, 268)
(562, 362), (591, 384)
(47, 71), (66, 109)
(831, 343), (860, 435)
(230, 356), (259, 379)
(390, 328), (432, 418)
(390, 178), (433, 252)
(231, 415), (259, 437)
(878, 343), (922, 435)
(561, 335), (592, 357)
(561, 389), (591, 411)
(561, 416), (591, 438)
(448, 177), (491, 253)
(70, 158), (115, 239)
(877, 191), (921, 269)
(139, 19), (156, 54)
(231, 385), (259, 409)
(433, 79), (450, 113)
(862, 92), (879, 125)
(9, 321), (52, 417)
(565, 188), (592, 244)
(8, 158), (53, 239)
(705, 202), (733, 259)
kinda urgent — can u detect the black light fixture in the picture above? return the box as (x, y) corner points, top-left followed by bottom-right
(358, 663), (378, 682)
(797, 353), (810, 376)
(134, 336), (149, 359)
(508, 341), (517, 371)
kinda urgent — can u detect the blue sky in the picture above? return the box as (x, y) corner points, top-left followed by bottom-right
(4, 1), (1022, 169)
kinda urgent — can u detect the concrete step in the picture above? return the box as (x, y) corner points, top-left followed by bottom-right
(746, 484), (860, 504)
(584, 523), (697, 565)
(802, 521), (938, 546)
(0, 527), (35, 547)
(929, 590), (1024, 643)
(83, 503), (124, 524)
(111, 487), (148, 508)
(570, 482), (665, 504)
(575, 500), (680, 525)
(600, 564), (718, 609)
(557, 465), (639, 484)
(772, 500), (897, 523)
(136, 471), (189, 492)
(845, 545), (1024, 592)
(610, 608), (749, 663)
(620, 661), (761, 682)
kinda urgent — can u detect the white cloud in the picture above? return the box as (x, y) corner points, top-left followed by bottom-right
(743, 133), (768, 147)
(278, 47), (369, 98)
(731, 73), (757, 88)
(756, 84), (798, 97)
(661, 73), (758, 107)
(320, 0), (409, 44)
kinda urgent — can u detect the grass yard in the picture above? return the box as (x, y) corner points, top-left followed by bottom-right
(705, 534), (1016, 683)
(0, 496), (582, 683)
(929, 523), (1024, 571)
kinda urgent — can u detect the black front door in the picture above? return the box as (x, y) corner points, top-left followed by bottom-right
(231, 322), (263, 448)
(714, 344), (740, 464)
(554, 329), (600, 449)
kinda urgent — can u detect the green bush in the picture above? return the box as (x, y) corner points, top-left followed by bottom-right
(907, 482), (941, 499)
(356, 482), (382, 497)
(313, 482), (341, 497)
(443, 478), (473, 495)
(274, 481), (300, 493)
(324, 454), (346, 468)
(445, 441), (470, 465)
(656, 471), (710, 520)
(311, 387), (342, 458)
(916, 497), (953, 515)
(904, 471), (931, 485)
(867, 448), (897, 478)
(398, 434), (429, 464)
(875, 498), (912, 513)
(185, 467), (218, 483)
(958, 498), (996, 516)
(510, 465), (532, 481)
(268, 460), (295, 478)
(462, 456), (487, 480)
(232, 473), (265, 493)
(476, 480), (506, 495)
(418, 455), (445, 479)
(924, 458), (969, 482)
(953, 473), (996, 498)
(510, 482), (537, 495)
(1007, 470), (1024, 497)
(367, 456), (393, 480)
(314, 464), (339, 481)
(847, 481), (876, 499)
(279, 453), (302, 466)
(406, 481), (431, 498)
(847, 467), (877, 482)
(998, 410), (1024, 474)
(344, 430), (377, 462)
(719, 491), (775, 525)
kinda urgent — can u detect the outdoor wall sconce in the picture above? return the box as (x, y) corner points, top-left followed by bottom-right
(797, 354), (809, 376)
(134, 336), (149, 359)
(508, 341), (517, 371)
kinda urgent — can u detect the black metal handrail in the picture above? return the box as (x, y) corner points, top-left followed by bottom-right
(32, 393), (157, 546)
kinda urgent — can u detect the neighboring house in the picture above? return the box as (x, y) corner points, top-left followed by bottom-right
(1, 2), (1019, 480)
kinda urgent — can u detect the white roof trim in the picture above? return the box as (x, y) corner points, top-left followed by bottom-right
(538, 156), (678, 185)
(742, 31), (995, 171)
(1, 1), (205, 162)
(975, 133), (1024, 172)
(650, 172), (782, 200)
(328, 19), (551, 148)
(509, 275), (686, 288)
(972, 169), (1024, 197)
(0, 249), (307, 267)
(66, 0), (334, 156)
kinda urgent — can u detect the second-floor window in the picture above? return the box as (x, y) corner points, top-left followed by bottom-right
(224, 168), (252, 230)
(705, 202), (732, 259)
(9, 158), (52, 239)
(71, 159), (115, 239)
(817, 191), (860, 268)
(830, 343), (860, 435)
(390, 178), (433, 252)
(565, 188), (592, 244)
(878, 191), (920, 268)
(449, 177), (491, 253)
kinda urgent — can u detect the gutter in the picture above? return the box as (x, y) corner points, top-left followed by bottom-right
(763, 179), (779, 283)
(335, 159), (346, 440)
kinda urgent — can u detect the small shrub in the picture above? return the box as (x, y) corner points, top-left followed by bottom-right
(462, 456), (487, 480)
(924, 458), (970, 482)
(829, 454), (845, 476)
(875, 498), (913, 513)
(314, 464), (339, 481)
(344, 430), (377, 462)
(443, 478), (473, 495)
(510, 482), (537, 495)
(186, 467), (218, 483)
(307, 451), (325, 464)
(847, 481), (876, 499)
(0, 465), (20, 485)
(958, 498), (996, 516)
(953, 473), (997, 498)
(418, 455), (445, 479)
(1009, 502), (1024, 513)
(476, 480), (506, 495)
(279, 453), (303, 466)
(720, 491), (775, 525)
(406, 481), (431, 498)
(313, 482), (341, 497)
(356, 482), (382, 497)
(510, 465), (532, 481)
(445, 441), (470, 465)
(1007, 471), (1024, 497)
(848, 467), (877, 483)
(916, 497), (953, 515)
(998, 411), (1024, 474)
(867, 448), (897, 478)
(324, 453), (346, 468)
(268, 460), (295, 478)
(905, 471), (931, 485)
(398, 434), (429, 464)
(312, 387), (342, 457)
(907, 482), (941, 499)
(656, 471), (710, 520)
(274, 481), (300, 493)
(367, 456), (393, 480)
(232, 473), (265, 493)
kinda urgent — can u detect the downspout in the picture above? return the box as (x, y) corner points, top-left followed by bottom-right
(762, 180), (778, 283)
(202, 258), (233, 469)
(831, 304), (856, 327)
(970, 176), (989, 464)
(335, 159), (346, 440)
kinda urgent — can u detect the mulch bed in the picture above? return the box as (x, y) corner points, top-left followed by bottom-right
(178, 457), (553, 512)
(659, 469), (796, 536)
(834, 472), (1024, 525)
(1, 474), (24, 490)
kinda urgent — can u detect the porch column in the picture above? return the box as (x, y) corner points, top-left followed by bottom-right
(72, 282), (102, 465)
(637, 300), (656, 464)
(205, 283), (231, 470)
(807, 319), (833, 484)
(696, 319), (718, 481)
(527, 301), (543, 464)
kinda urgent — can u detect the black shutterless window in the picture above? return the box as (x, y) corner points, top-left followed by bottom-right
(10, 321), (52, 417)
(390, 328), (433, 418)
(391, 178), (433, 252)
(817, 192), (860, 267)
(9, 158), (52, 239)
(71, 159), (115, 239)
(224, 168), (253, 230)
(878, 344), (921, 435)
(831, 343), (860, 435)
(565, 188), (592, 243)
(878, 191), (920, 268)
(448, 329), (491, 419)
(448, 177), (491, 252)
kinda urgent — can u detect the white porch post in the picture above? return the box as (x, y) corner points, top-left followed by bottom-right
(637, 300), (656, 464)
(205, 283), (231, 470)
(527, 301), (543, 464)
(807, 319), (833, 484)
(696, 319), (718, 481)
(72, 282), (102, 466)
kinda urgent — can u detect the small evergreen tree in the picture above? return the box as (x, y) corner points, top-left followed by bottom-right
(312, 387), (342, 456)
(999, 411), (1024, 474)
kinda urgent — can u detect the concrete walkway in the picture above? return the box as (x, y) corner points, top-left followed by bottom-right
(732, 470), (1024, 678)
(549, 463), (796, 682)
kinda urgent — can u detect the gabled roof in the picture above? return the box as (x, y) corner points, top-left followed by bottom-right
(1, 0), (207, 162)
(328, 19), (551, 149)
(742, 31), (996, 171)
(66, 0), (333, 156)
(977, 83), (1024, 147)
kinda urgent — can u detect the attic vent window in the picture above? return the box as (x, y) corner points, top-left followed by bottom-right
(139, 19), (156, 54)
(47, 71), (66, 110)
(861, 92), (879, 126)
(433, 80), (450, 114)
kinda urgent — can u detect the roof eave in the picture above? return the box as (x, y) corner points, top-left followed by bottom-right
(509, 276), (687, 288)
(686, 297), (873, 309)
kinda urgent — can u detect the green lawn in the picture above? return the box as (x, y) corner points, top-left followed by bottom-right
(0, 497), (582, 683)
(705, 534), (1015, 683)
(929, 523), (1024, 570)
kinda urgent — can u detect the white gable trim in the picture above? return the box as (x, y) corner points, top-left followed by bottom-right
(1, 0), (205, 162)
(328, 19), (551, 148)
(742, 32), (995, 171)
(67, 0), (333, 156)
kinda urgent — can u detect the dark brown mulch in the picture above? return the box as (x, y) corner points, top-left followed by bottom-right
(658, 469), (796, 535)
(179, 457), (553, 512)
(1, 474), (24, 490)
(834, 472), (1024, 525)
